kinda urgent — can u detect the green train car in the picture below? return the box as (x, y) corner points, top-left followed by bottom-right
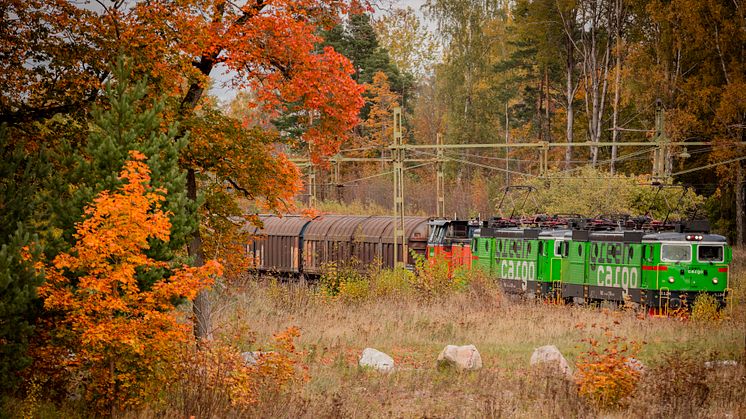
(473, 226), (732, 309)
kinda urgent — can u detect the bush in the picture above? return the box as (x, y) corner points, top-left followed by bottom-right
(338, 278), (371, 303)
(575, 324), (642, 410)
(369, 266), (413, 298)
(318, 261), (366, 297)
(629, 352), (712, 418)
(410, 254), (464, 299)
(691, 293), (723, 322)
(166, 327), (306, 417)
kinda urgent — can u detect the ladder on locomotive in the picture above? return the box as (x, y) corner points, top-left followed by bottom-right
(657, 287), (671, 317)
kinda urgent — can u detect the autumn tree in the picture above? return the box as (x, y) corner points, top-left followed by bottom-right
(40, 151), (221, 413)
(524, 166), (704, 219)
(425, 0), (509, 146)
(46, 59), (197, 286)
(373, 7), (438, 80)
(362, 71), (401, 148)
(1, 0), (366, 339)
(321, 11), (413, 120)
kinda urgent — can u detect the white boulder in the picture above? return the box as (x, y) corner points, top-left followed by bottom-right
(705, 360), (738, 369)
(359, 348), (395, 372)
(625, 357), (645, 374)
(530, 345), (573, 379)
(436, 344), (483, 371)
(241, 351), (275, 366)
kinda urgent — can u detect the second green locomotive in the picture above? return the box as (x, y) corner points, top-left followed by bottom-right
(471, 225), (731, 309)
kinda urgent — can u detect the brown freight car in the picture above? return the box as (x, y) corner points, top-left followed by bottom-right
(247, 214), (430, 277)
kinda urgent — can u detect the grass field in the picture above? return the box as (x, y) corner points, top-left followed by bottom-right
(207, 253), (746, 418)
(7, 254), (746, 418)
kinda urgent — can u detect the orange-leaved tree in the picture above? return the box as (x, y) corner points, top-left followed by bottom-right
(2, 0), (367, 339)
(39, 151), (222, 413)
(362, 71), (401, 150)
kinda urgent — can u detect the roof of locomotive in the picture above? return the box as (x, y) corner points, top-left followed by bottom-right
(539, 229), (572, 238)
(476, 227), (540, 239)
(641, 232), (727, 243)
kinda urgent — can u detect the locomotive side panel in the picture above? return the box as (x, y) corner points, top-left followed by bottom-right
(494, 236), (540, 295)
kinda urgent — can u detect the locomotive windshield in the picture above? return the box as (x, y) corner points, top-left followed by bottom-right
(661, 244), (692, 262)
(698, 245), (724, 263)
(428, 225), (446, 244)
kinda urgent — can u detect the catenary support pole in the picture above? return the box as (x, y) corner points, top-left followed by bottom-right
(436, 133), (445, 217)
(392, 107), (406, 265)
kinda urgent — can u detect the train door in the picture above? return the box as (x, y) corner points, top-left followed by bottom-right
(551, 240), (565, 283)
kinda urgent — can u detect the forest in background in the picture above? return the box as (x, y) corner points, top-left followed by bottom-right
(299, 0), (745, 244)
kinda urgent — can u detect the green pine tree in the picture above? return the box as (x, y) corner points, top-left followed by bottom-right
(0, 125), (48, 393)
(53, 57), (196, 290)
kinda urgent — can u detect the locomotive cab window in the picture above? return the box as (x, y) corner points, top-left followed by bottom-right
(661, 244), (692, 263)
(698, 245), (724, 263)
(428, 226), (445, 244)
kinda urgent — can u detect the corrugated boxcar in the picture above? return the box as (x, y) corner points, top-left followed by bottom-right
(247, 214), (430, 276)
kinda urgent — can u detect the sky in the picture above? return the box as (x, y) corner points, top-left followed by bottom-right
(208, 0), (430, 104)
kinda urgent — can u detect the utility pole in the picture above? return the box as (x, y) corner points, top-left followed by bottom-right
(436, 133), (445, 217)
(505, 102), (510, 188)
(333, 154), (342, 202)
(308, 158), (317, 208)
(392, 107), (406, 265)
(540, 141), (549, 179)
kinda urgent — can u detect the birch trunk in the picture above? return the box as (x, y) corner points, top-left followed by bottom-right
(610, 0), (624, 175)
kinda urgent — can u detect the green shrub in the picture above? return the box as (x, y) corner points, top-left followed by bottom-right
(410, 254), (463, 299)
(691, 293), (723, 322)
(338, 279), (371, 303)
(318, 261), (365, 297)
(370, 267), (413, 298)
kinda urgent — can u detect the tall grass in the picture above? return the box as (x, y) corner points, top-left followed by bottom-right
(6, 252), (745, 417)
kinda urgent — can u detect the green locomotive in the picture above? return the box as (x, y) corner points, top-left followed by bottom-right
(472, 225), (731, 309)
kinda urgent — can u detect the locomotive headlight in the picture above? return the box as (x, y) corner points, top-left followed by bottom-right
(668, 277), (675, 283)
(712, 278), (718, 285)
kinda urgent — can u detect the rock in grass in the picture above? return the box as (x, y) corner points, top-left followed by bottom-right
(241, 351), (258, 365)
(359, 348), (395, 372)
(436, 344), (482, 371)
(241, 351), (276, 366)
(530, 345), (573, 379)
(625, 357), (645, 374)
(704, 360), (738, 369)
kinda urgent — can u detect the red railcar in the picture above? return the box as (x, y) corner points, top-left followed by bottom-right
(427, 219), (479, 271)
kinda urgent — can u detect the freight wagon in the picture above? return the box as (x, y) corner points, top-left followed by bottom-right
(246, 214), (429, 277)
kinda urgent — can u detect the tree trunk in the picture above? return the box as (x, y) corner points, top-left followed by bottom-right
(737, 162), (744, 246)
(180, 59), (216, 341)
(187, 168), (213, 340)
(565, 37), (575, 169)
(545, 67), (551, 143)
(610, 0), (623, 175)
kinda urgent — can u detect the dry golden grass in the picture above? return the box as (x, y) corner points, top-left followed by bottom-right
(7, 254), (744, 418)
(206, 258), (746, 418)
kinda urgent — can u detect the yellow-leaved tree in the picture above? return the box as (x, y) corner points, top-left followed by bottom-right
(362, 71), (401, 149)
(39, 151), (222, 413)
